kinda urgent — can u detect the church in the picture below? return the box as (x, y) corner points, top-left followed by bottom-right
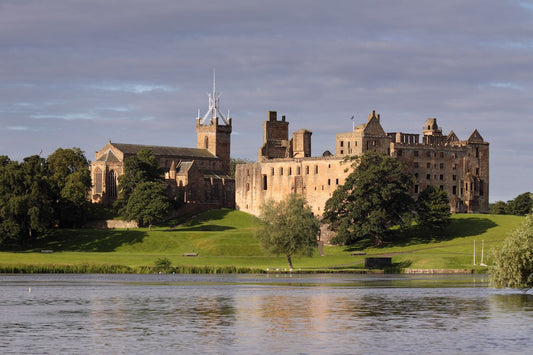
(89, 82), (235, 210)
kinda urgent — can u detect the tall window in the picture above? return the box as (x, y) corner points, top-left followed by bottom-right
(94, 168), (103, 194)
(204, 136), (209, 149)
(107, 170), (117, 197)
(262, 175), (267, 190)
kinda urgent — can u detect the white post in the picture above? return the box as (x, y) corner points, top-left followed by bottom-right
(480, 240), (485, 266)
(473, 240), (476, 265)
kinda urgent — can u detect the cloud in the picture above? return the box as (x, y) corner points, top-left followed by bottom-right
(0, 0), (532, 201)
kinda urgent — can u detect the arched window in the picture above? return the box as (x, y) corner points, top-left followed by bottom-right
(107, 170), (117, 198)
(94, 168), (103, 194)
(204, 136), (209, 149)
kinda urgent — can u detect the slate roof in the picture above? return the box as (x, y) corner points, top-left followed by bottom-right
(111, 143), (217, 159)
(96, 149), (121, 162)
(176, 161), (193, 174)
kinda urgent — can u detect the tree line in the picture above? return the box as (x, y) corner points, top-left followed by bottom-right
(0, 147), (177, 246)
(489, 192), (533, 216)
(0, 148), (91, 246)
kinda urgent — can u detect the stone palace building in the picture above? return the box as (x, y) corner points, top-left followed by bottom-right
(235, 110), (489, 216)
(89, 77), (489, 218)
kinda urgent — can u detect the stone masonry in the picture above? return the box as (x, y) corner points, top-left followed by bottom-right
(235, 110), (489, 217)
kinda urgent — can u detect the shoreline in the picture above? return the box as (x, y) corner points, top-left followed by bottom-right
(0, 263), (482, 275)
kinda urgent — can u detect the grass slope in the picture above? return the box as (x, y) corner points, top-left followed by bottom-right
(0, 209), (525, 272)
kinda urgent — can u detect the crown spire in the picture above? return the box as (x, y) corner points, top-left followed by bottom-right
(198, 68), (230, 125)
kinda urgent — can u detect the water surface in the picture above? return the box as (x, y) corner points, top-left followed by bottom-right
(1, 274), (531, 354)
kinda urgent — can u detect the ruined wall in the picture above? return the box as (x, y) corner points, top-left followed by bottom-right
(235, 156), (348, 216)
(236, 110), (489, 217)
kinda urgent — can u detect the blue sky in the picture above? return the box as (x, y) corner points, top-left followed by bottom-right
(1, 0), (532, 202)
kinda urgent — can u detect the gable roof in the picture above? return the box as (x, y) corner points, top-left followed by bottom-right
(96, 149), (121, 162)
(176, 161), (193, 174)
(110, 143), (217, 159)
(363, 115), (387, 136)
(467, 129), (485, 143)
(446, 130), (459, 143)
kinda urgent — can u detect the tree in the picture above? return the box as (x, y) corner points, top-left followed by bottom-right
(230, 157), (252, 178)
(0, 156), (55, 245)
(489, 201), (508, 215)
(416, 185), (451, 230)
(257, 194), (320, 269)
(114, 149), (164, 212)
(124, 182), (170, 230)
(47, 148), (92, 227)
(505, 192), (533, 216)
(490, 213), (533, 292)
(323, 152), (415, 246)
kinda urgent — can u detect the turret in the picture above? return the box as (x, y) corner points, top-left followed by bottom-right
(258, 111), (290, 161)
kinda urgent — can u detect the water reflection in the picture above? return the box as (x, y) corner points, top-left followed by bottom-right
(0, 274), (532, 354)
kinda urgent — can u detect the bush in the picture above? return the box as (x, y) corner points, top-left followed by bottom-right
(154, 257), (172, 271)
(490, 213), (533, 292)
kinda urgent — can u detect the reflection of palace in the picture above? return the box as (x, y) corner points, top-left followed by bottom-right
(236, 110), (489, 216)
(89, 80), (234, 210)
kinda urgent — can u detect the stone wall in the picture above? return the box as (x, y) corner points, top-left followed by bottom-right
(85, 219), (138, 229)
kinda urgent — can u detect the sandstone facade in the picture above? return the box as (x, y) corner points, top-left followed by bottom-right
(90, 85), (234, 210)
(235, 110), (489, 217)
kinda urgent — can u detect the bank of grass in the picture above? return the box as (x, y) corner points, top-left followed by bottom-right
(0, 209), (525, 273)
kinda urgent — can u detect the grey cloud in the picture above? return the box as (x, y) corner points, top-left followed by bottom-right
(1, 0), (532, 201)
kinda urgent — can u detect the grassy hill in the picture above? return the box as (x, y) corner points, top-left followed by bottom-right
(0, 209), (526, 273)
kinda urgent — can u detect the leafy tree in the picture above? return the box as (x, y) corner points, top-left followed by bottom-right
(114, 149), (164, 212)
(416, 185), (451, 230)
(489, 201), (508, 215)
(124, 182), (170, 230)
(0, 156), (55, 245)
(47, 148), (92, 227)
(490, 213), (533, 292)
(505, 192), (532, 216)
(323, 152), (415, 246)
(257, 194), (319, 269)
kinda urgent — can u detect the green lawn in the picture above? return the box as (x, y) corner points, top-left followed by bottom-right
(0, 209), (525, 272)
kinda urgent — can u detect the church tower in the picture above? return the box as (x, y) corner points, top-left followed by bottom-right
(196, 71), (232, 175)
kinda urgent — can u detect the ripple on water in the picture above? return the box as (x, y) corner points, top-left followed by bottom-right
(0, 274), (531, 354)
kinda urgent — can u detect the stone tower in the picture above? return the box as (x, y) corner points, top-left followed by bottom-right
(258, 111), (290, 161)
(196, 72), (232, 175)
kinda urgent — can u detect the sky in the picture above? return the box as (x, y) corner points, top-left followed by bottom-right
(1, 0), (532, 203)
